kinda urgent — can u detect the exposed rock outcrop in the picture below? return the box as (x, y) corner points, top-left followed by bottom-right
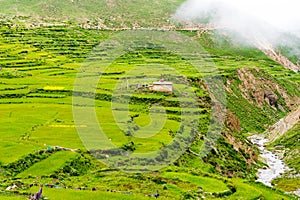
(237, 68), (300, 110)
(225, 110), (241, 132)
(223, 110), (258, 165)
(264, 90), (278, 107)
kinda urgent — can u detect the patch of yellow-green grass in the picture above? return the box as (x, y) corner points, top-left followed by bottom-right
(43, 86), (65, 90)
(273, 178), (300, 192)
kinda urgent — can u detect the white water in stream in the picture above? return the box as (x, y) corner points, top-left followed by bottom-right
(249, 135), (289, 187)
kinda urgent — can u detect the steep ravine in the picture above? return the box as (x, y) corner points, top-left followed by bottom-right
(250, 134), (300, 197)
(249, 107), (300, 197)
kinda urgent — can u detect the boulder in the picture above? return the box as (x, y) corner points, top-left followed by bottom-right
(264, 90), (278, 106)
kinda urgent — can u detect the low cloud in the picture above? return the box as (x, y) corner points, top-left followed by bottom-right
(173, 0), (300, 47)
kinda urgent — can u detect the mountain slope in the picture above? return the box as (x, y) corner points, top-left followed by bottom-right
(0, 0), (184, 28)
(0, 18), (300, 199)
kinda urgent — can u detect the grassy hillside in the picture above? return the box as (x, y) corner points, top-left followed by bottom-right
(0, 21), (299, 199)
(0, 0), (184, 28)
(277, 33), (300, 66)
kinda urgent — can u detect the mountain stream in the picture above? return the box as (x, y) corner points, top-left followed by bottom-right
(249, 135), (289, 187)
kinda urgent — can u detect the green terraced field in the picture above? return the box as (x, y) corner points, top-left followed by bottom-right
(0, 20), (299, 199)
(161, 172), (229, 192)
(26, 187), (147, 200)
(17, 151), (78, 178)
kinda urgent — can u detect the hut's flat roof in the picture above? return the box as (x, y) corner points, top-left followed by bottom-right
(153, 81), (173, 85)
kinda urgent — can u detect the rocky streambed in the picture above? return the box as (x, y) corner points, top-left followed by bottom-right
(249, 135), (289, 187)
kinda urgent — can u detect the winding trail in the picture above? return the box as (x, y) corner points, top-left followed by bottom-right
(254, 38), (300, 73)
(266, 106), (300, 142)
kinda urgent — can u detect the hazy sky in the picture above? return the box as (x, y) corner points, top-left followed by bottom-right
(174, 0), (300, 30)
(173, 0), (300, 46)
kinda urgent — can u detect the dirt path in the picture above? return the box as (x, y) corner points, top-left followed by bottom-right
(254, 38), (300, 72)
(266, 106), (300, 142)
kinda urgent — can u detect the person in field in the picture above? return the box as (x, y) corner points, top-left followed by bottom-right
(29, 187), (42, 200)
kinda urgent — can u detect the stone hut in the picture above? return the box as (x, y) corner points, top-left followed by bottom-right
(149, 80), (173, 93)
